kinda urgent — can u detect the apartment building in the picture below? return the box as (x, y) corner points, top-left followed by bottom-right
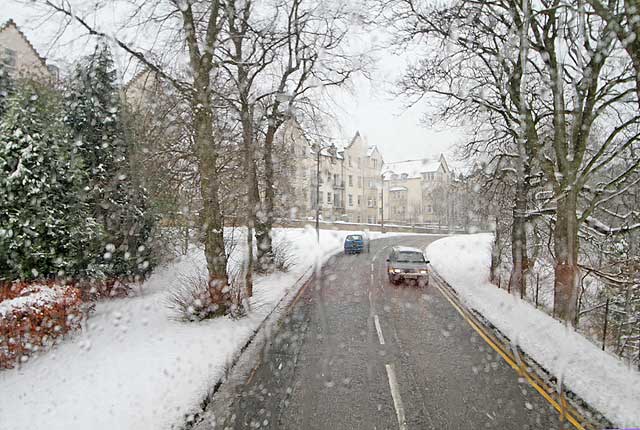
(282, 120), (383, 223)
(382, 155), (451, 225)
(0, 19), (56, 81)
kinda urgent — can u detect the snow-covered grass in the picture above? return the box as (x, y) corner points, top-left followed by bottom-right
(0, 226), (423, 430)
(426, 234), (640, 427)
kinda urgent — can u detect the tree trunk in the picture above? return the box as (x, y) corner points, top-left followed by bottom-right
(241, 104), (255, 297)
(194, 103), (229, 298)
(256, 125), (277, 271)
(509, 178), (529, 297)
(553, 190), (579, 324)
(490, 216), (501, 283)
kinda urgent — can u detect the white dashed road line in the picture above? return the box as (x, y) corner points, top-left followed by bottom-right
(385, 363), (408, 430)
(374, 314), (386, 345)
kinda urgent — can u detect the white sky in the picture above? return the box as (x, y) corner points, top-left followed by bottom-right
(3, 1), (467, 166)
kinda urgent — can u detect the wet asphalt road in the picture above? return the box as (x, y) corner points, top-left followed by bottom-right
(220, 235), (561, 429)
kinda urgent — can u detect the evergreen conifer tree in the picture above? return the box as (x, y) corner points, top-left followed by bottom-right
(64, 44), (155, 280)
(0, 81), (97, 281)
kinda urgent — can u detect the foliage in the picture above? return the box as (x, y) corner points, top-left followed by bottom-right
(271, 237), (297, 273)
(0, 283), (87, 369)
(167, 269), (237, 321)
(0, 80), (98, 281)
(64, 44), (156, 281)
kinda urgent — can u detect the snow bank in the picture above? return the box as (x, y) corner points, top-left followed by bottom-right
(426, 234), (640, 427)
(0, 226), (424, 430)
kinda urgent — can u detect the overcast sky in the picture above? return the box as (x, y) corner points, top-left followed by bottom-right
(3, 1), (467, 166)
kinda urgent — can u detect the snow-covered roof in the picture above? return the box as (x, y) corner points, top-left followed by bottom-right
(317, 145), (344, 159)
(367, 145), (378, 157)
(383, 158), (444, 180)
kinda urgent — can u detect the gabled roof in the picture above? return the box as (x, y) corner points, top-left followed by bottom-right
(344, 131), (361, 149)
(382, 156), (446, 180)
(0, 19), (49, 70)
(367, 145), (379, 157)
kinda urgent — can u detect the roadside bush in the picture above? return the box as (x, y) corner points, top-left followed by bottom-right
(272, 238), (297, 273)
(167, 267), (247, 321)
(167, 270), (228, 321)
(0, 283), (88, 369)
(75, 279), (132, 301)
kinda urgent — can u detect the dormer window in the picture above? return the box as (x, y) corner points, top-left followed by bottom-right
(401, 173), (409, 181)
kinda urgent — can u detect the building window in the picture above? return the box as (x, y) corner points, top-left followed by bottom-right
(367, 198), (373, 208)
(327, 172), (331, 183)
(348, 175), (353, 186)
(357, 195), (361, 206)
(2, 48), (16, 69)
(327, 192), (332, 204)
(319, 192), (323, 203)
(357, 176), (362, 187)
(348, 157), (352, 167)
(373, 159), (377, 168)
(348, 194), (353, 206)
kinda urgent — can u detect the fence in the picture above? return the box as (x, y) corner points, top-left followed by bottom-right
(493, 272), (632, 364)
(272, 218), (473, 235)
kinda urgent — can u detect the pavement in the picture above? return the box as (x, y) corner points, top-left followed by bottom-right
(204, 235), (562, 430)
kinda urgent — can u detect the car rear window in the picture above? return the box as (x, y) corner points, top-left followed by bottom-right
(346, 235), (362, 240)
(396, 251), (425, 263)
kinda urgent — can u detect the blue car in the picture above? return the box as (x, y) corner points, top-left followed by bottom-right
(344, 234), (369, 254)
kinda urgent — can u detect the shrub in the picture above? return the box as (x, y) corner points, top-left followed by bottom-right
(272, 238), (297, 273)
(167, 267), (246, 321)
(76, 279), (131, 301)
(0, 283), (88, 369)
(167, 270), (229, 321)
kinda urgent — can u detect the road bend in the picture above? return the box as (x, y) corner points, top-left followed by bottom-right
(219, 235), (560, 430)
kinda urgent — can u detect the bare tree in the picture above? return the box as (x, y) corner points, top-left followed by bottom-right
(37, 0), (234, 311)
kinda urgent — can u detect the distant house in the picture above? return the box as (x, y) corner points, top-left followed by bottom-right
(0, 19), (55, 81)
(123, 69), (162, 110)
(284, 120), (384, 223)
(382, 155), (452, 225)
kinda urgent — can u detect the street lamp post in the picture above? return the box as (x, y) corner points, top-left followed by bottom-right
(315, 144), (321, 241)
(380, 172), (385, 233)
(380, 169), (392, 234)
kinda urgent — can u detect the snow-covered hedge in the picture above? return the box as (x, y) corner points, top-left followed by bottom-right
(0, 283), (86, 369)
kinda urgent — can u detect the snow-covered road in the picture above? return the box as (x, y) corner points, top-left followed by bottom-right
(0, 227), (430, 430)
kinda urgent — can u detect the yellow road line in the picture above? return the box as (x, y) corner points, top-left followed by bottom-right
(433, 281), (586, 430)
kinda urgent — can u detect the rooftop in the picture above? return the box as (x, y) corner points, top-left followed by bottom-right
(383, 157), (444, 180)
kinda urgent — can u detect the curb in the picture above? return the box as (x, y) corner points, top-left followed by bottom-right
(429, 269), (612, 430)
(185, 247), (345, 429)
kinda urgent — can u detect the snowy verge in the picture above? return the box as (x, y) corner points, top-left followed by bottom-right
(426, 234), (640, 427)
(0, 227), (428, 430)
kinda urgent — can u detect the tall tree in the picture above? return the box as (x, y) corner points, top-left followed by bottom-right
(0, 81), (97, 281)
(65, 44), (155, 281)
(41, 0), (234, 312)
